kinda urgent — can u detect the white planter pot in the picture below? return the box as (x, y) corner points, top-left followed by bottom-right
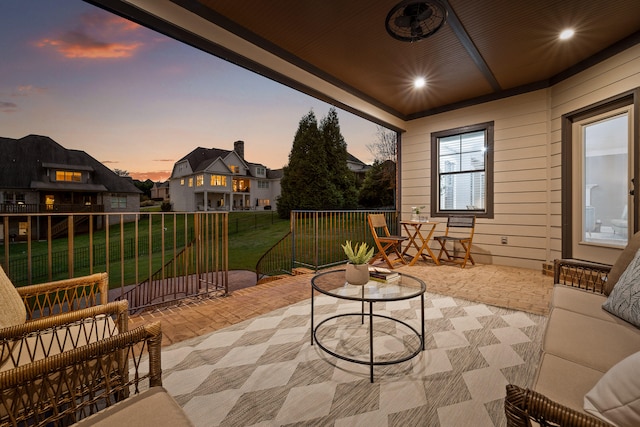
(345, 263), (370, 286)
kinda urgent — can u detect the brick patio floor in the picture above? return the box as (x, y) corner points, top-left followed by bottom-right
(128, 261), (555, 347)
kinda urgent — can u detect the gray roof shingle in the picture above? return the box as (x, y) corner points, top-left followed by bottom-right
(0, 135), (141, 193)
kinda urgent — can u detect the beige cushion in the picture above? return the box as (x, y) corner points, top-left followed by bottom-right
(584, 351), (640, 427)
(534, 353), (603, 412)
(72, 387), (193, 426)
(0, 266), (26, 329)
(552, 286), (628, 324)
(606, 231), (640, 295)
(0, 315), (116, 372)
(543, 308), (640, 373)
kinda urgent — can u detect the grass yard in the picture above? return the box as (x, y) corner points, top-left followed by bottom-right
(3, 211), (290, 286)
(228, 214), (290, 271)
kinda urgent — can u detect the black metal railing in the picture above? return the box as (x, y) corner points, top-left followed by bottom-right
(255, 210), (399, 280)
(0, 203), (105, 214)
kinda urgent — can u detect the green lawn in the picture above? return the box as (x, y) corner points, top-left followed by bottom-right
(3, 212), (290, 286)
(228, 215), (290, 271)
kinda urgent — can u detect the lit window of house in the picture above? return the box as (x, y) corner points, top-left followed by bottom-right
(257, 199), (270, 206)
(188, 178), (193, 187)
(232, 179), (249, 192)
(229, 165), (239, 173)
(55, 170), (82, 182)
(180, 179), (185, 186)
(45, 195), (54, 210)
(210, 175), (227, 186)
(110, 195), (127, 209)
(196, 174), (204, 187)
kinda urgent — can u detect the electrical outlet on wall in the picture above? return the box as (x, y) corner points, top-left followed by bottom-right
(501, 236), (508, 244)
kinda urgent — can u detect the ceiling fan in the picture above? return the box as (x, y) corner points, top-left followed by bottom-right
(385, 0), (447, 42)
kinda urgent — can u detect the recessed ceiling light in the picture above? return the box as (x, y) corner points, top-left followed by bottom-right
(414, 77), (426, 88)
(559, 29), (574, 40)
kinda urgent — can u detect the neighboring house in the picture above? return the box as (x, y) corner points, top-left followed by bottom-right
(151, 181), (170, 201)
(347, 153), (370, 186)
(347, 153), (369, 174)
(169, 141), (282, 212)
(0, 135), (142, 240)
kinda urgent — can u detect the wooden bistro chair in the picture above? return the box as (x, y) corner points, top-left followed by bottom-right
(367, 214), (408, 269)
(434, 215), (476, 268)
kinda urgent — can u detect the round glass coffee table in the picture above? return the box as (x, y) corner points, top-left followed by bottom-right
(310, 269), (425, 382)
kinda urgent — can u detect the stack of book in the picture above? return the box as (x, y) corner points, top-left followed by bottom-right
(368, 267), (401, 283)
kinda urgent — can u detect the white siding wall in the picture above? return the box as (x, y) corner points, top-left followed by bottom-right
(169, 178), (192, 211)
(401, 43), (640, 269)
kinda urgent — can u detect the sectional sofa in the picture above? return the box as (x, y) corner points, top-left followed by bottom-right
(506, 233), (640, 427)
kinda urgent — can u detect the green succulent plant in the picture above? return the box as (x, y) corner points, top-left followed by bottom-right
(341, 240), (374, 265)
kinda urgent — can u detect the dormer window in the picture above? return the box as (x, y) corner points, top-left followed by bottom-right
(229, 165), (239, 173)
(55, 170), (82, 182)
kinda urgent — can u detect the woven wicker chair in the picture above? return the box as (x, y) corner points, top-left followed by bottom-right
(505, 384), (613, 427)
(0, 322), (181, 427)
(1, 265), (109, 325)
(0, 265), (125, 371)
(0, 300), (129, 372)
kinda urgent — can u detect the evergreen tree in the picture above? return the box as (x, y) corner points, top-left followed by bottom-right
(358, 160), (396, 208)
(277, 109), (358, 218)
(278, 111), (336, 218)
(320, 108), (358, 209)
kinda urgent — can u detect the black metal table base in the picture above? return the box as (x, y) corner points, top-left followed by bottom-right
(311, 291), (425, 383)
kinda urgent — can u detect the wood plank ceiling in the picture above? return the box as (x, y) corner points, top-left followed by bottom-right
(91, 0), (640, 121)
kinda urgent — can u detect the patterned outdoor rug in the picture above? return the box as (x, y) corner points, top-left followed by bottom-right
(159, 290), (547, 426)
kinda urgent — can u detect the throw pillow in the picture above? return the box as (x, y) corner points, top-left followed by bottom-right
(0, 266), (27, 329)
(605, 231), (640, 295)
(584, 351), (640, 427)
(602, 248), (640, 328)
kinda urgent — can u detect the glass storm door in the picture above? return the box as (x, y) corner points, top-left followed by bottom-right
(572, 106), (633, 264)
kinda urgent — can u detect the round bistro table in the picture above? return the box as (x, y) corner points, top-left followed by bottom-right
(310, 269), (426, 382)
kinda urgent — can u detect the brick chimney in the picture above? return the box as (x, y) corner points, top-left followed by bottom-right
(234, 140), (245, 159)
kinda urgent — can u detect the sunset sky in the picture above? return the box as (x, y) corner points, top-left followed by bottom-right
(0, 0), (380, 181)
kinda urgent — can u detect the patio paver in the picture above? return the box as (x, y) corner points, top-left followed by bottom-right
(128, 261), (554, 347)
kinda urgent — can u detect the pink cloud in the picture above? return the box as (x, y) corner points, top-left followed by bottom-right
(36, 12), (145, 59)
